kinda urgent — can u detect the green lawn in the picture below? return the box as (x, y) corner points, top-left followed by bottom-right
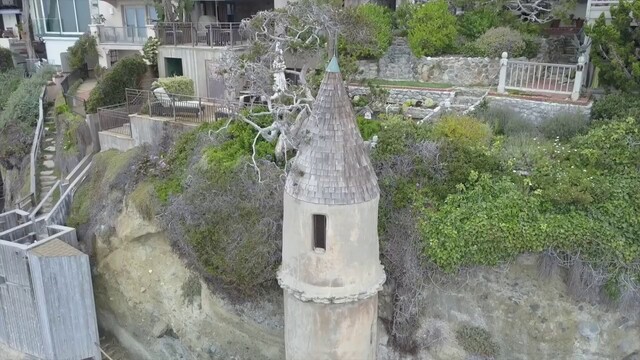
(364, 79), (453, 89)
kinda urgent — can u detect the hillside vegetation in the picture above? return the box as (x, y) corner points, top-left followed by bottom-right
(70, 94), (640, 350)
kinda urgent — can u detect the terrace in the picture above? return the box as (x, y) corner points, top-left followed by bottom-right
(156, 22), (248, 48)
(97, 88), (241, 151)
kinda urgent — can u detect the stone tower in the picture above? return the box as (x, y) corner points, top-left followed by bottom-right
(278, 57), (386, 359)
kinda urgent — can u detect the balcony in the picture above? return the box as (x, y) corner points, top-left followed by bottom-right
(156, 22), (248, 48)
(587, 0), (619, 20)
(97, 26), (148, 45)
(0, 0), (21, 8)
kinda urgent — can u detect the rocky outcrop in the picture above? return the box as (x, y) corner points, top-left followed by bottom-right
(378, 254), (640, 360)
(95, 201), (639, 360)
(93, 204), (285, 360)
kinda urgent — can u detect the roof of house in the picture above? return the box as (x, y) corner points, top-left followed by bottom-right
(284, 57), (379, 205)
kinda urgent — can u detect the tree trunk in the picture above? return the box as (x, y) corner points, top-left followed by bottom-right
(22, 0), (36, 59)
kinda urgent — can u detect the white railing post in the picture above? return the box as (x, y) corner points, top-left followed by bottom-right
(498, 52), (508, 94)
(572, 55), (585, 101)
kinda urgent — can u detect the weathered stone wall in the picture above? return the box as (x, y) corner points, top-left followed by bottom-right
(416, 57), (501, 86)
(356, 38), (501, 86)
(487, 95), (592, 124)
(348, 86), (454, 105)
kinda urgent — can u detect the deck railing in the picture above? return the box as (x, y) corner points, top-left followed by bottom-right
(125, 88), (239, 124)
(498, 52), (585, 101)
(97, 104), (132, 137)
(98, 26), (148, 44)
(156, 22), (248, 47)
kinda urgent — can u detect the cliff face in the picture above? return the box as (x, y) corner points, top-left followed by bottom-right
(96, 202), (640, 360)
(93, 204), (285, 360)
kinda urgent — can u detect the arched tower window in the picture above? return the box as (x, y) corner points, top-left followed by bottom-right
(313, 214), (326, 252)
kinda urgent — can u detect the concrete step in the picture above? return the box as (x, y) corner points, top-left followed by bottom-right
(44, 146), (56, 152)
(40, 175), (57, 181)
(40, 170), (54, 176)
(453, 95), (482, 106)
(42, 160), (55, 169)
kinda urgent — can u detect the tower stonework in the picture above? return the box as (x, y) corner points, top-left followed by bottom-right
(277, 57), (386, 359)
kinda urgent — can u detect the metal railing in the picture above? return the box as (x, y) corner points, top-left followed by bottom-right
(65, 94), (87, 116)
(498, 52), (586, 101)
(156, 22), (248, 47)
(22, 86), (48, 211)
(125, 88), (238, 124)
(97, 104), (132, 137)
(97, 26), (148, 44)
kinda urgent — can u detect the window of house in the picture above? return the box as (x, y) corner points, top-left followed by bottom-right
(41, 0), (90, 33)
(147, 5), (158, 24)
(313, 214), (326, 252)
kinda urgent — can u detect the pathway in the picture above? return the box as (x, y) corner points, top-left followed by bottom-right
(37, 110), (58, 214)
(75, 79), (98, 101)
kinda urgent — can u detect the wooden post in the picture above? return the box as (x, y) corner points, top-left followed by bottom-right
(572, 55), (585, 101)
(498, 52), (508, 94)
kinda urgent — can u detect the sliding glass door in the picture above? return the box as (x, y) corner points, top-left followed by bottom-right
(124, 6), (146, 41)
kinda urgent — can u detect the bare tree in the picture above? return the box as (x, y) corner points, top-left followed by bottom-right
(217, 0), (375, 165)
(450, 0), (576, 24)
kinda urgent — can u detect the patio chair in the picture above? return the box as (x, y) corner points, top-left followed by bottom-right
(152, 87), (204, 118)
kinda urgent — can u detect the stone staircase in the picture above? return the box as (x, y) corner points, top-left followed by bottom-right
(37, 113), (58, 213)
(447, 88), (488, 114)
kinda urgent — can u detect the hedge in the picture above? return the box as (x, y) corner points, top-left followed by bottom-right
(153, 76), (195, 96)
(86, 55), (148, 113)
(407, 0), (458, 57)
(0, 48), (14, 72)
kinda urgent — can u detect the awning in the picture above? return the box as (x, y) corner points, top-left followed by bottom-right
(0, 9), (21, 15)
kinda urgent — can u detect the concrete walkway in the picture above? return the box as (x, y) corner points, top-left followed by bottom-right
(38, 110), (58, 213)
(75, 79), (98, 101)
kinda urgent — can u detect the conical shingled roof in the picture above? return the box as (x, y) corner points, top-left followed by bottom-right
(285, 57), (379, 205)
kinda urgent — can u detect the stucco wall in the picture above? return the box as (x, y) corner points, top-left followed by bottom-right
(98, 131), (135, 152)
(487, 95), (592, 124)
(130, 114), (197, 148)
(158, 46), (241, 97)
(2, 14), (18, 32)
(42, 37), (79, 66)
(284, 293), (378, 359)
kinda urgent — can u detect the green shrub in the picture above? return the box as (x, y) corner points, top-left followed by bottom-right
(0, 67), (55, 129)
(67, 34), (98, 71)
(142, 36), (161, 66)
(130, 181), (157, 221)
(455, 325), (499, 358)
(393, 2), (416, 36)
(457, 8), (502, 41)
(407, 0), (458, 56)
(539, 112), (590, 141)
(432, 115), (492, 147)
(477, 106), (537, 136)
(181, 273), (201, 305)
(357, 116), (382, 140)
(473, 27), (526, 58)
(522, 33), (541, 59)
(62, 113), (85, 152)
(0, 48), (14, 72)
(153, 76), (195, 96)
(0, 69), (23, 110)
(86, 55), (147, 113)
(340, 4), (393, 59)
(591, 93), (640, 121)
